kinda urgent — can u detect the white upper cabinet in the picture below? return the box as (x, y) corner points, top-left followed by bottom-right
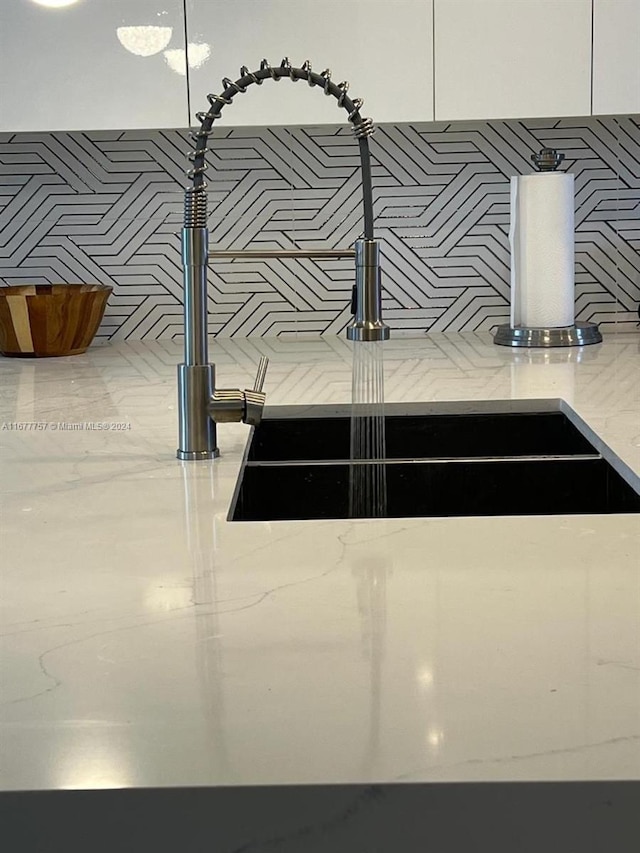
(0, 0), (189, 133)
(1, 0), (635, 135)
(593, 0), (640, 115)
(185, 0), (434, 128)
(434, 0), (592, 121)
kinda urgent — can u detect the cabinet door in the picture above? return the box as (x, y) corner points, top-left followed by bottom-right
(593, 0), (640, 115)
(434, 0), (592, 121)
(185, 0), (434, 127)
(0, 0), (189, 132)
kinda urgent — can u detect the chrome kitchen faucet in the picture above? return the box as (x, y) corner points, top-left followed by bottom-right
(177, 58), (390, 461)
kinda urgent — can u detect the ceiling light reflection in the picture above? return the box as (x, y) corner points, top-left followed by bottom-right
(56, 731), (133, 790)
(164, 43), (211, 76)
(144, 582), (192, 612)
(32, 0), (81, 7)
(426, 727), (445, 749)
(117, 26), (173, 57)
(417, 667), (434, 689)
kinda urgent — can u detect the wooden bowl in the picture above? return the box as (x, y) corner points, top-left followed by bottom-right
(0, 284), (112, 357)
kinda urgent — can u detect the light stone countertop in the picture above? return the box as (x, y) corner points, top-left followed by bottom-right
(0, 331), (639, 793)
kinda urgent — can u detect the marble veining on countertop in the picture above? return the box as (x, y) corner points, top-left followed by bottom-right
(0, 331), (639, 792)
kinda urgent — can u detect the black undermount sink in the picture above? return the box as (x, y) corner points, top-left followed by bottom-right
(247, 409), (596, 462)
(230, 404), (640, 522)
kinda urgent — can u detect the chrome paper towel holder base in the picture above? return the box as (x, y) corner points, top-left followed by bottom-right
(495, 148), (603, 349)
(494, 321), (603, 348)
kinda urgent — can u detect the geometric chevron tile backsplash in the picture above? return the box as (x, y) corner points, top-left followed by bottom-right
(1, 116), (638, 339)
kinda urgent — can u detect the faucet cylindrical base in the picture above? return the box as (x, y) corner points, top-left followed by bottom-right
(177, 449), (219, 461)
(177, 363), (219, 460)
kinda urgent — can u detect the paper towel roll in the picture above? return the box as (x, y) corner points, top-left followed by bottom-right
(510, 172), (575, 328)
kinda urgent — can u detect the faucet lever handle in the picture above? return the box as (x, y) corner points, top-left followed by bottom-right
(252, 356), (269, 393)
(244, 356), (269, 426)
(210, 358), (268, 426)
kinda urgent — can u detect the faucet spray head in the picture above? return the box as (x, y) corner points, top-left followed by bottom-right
(346, 239), (390, 342)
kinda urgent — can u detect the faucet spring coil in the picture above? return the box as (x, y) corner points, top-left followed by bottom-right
(280, 57), (298, 81)
(207, 92), (232, 107)
(222, 76), (246, 94)
(261, 58), (279, 80)
(187, 162), (208, 180)
(184, 191), (208, 228)
(184, 59), (375, 204)
(336, 81), (349, 107)
(240, 65), (262, 85)
(188, 147), (210, 161)
(302, 60), (314, 86)
(347, 98), (374, 139)
(352, 115), (374, 139)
